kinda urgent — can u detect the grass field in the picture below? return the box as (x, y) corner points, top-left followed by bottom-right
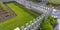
(0, 2), (40, 30)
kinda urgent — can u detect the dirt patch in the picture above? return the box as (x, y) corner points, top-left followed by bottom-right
(0, 4), (16, 22)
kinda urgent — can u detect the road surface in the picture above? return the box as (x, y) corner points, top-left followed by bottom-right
(52, 9), (60, 30)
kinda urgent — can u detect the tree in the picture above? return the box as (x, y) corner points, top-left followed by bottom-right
(53, 0), (58, 4)
(48, 0), (59, 4)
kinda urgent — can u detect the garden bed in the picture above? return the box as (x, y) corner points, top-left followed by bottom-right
(0, 2), (16, 22)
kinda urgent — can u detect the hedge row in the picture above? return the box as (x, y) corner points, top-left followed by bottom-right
(40, 16), (57, 30)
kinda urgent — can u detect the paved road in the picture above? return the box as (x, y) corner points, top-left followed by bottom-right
(52, 9), (60, 19)
(57, 19), (60, 30)
(52, 9), (60, 30)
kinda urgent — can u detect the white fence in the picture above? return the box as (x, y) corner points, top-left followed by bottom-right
(14, 0), (53, 30)
(14, 6), (53, 30)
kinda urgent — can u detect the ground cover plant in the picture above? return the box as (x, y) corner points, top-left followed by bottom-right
(0, 2), (40, 30)
(40, 16), (57, 30)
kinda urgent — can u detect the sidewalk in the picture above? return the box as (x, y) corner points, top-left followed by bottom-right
(57, 19), (60, 30)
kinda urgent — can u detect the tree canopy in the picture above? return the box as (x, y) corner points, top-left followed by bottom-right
(48, 0), (59, 4)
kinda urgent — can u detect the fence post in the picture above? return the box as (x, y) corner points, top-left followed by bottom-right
(36, 20), (39, 28)
(25, 23), (29, 30)
(30, 21), (33, 30)
(21, 26), (24, 30)
(33, 19), (35, 28)
(36, 19), (39, 28)
(14, 27), (20, 30)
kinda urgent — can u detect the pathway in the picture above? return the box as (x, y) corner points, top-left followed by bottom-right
(52, 9), (60, 30)
(57, 19), (60, 30)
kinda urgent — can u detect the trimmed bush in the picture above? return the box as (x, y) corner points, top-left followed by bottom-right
(40, 18), (53, 30)
(40, 16), (57, 30)
(48, 16), (57, 26)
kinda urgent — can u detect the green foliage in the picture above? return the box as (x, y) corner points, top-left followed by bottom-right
(48, 16), (57, 26)
(40, 18), (53, 30)
(48, 0), (59, 4)
(46, 2), (52, 6)
(0, 2), (8, 12)
(53, 0), (58, 4)
(40, 24), (53, 30)
(40, 16), (57, 30)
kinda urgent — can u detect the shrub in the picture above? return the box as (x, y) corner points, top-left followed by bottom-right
(48, 16), (57, 26)
(40, 16), (57, 30)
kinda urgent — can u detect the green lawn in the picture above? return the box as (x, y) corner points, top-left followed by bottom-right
(0, 2), (40, 30)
